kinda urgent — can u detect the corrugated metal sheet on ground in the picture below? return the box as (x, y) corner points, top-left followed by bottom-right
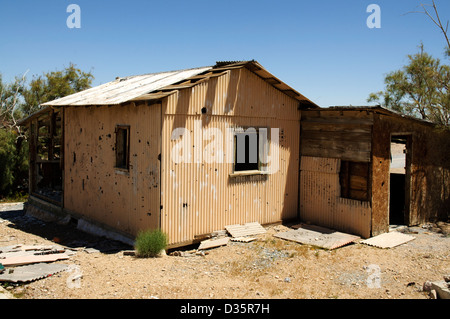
(42, 67), (212, 106)
(274, 224), (360, 250)
(225, 222), (266, 238)
(0, 263), (69, 283)
(360, 231), (415, 248)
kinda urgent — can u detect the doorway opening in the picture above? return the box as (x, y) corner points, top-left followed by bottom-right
(389, 135), (411, 226)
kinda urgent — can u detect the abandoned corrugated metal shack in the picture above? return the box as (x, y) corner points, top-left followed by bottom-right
(18, 61), (450, 248)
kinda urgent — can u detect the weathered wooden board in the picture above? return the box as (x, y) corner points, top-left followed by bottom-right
(225, 222), (266, 238)
(360, 232), (415, 248)
(198, 237), (229, 250)
(301, 144), (371, 163)
(275, 224), (360, 250)
(301, 122), (372, 134)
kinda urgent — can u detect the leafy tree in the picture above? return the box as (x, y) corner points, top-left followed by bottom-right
(0, 129), (17, 196)
(0, 64), (94, 198)
(0, 72), (28, 132)
(368, 45), (450, 127)
(21, 63), (94, 116)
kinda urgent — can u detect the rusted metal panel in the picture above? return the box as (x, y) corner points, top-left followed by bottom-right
(299, 156), (371, 238)
(63, 102), (161, 237)
(160, 68), (301, 246)
(371, 113), (392, 236)
(372, 113), (450, 229)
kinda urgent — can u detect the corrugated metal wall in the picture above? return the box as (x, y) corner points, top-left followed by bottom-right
(64, 103), (161, 237)
(161, 68), (301, 245)
(299, 156), (371, 238)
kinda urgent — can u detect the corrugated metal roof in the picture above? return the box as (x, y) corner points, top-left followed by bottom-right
(42, 66), (212, 106)
(41, 61), (319, 108)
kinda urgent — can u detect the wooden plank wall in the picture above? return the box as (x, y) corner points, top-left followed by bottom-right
(301, 110), (373, 162)
(299, 156), (371, 238)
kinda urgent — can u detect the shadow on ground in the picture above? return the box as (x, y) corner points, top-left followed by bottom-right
(0, 203), (132, 254)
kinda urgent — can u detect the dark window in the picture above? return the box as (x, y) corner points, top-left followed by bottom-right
(339, 161), (369, 201)
(234, 129), (260, 172)
(115, 125), (130, 170)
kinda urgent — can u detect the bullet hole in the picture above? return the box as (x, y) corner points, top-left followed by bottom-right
(73, 152), (76, 163)
(201, 107), (207, 114)
(158, 154), (161, 161)
(182, 203), (188, 208)
(99, 136), (102, 141)
(147, 212), (152, 216)
(107, 134), (111, 138)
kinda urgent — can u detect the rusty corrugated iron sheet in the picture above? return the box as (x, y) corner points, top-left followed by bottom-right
(63, 103), (161, 236)
(299, 156), (371, 238)
(160, 68), (301, 245)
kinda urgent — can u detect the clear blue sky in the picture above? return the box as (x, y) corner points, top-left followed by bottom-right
(1, 0), (449, 107)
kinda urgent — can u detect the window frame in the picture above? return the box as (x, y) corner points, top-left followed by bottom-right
(339, 160), (370, 202)
(230, 127), (269, 177)
(115, 125), (130, 171)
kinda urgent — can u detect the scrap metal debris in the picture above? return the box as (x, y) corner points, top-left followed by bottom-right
(0, 263), (69, 283)
(0, 244), (74, 283)
(274, 224), (360, 250)
(225, 222), (266, 238)
(360, 231), (415, 249)
(0, 244), (73, 267)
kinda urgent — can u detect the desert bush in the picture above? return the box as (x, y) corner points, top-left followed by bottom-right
(134, 229), (168, 258)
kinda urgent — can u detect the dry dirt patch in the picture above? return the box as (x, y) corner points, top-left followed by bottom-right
(0, 202), (449, 299)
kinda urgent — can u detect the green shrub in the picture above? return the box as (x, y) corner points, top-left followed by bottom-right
(0, 129), (28, 199)
(0, 129), (17, 196)
(134, 229), (168, 258)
